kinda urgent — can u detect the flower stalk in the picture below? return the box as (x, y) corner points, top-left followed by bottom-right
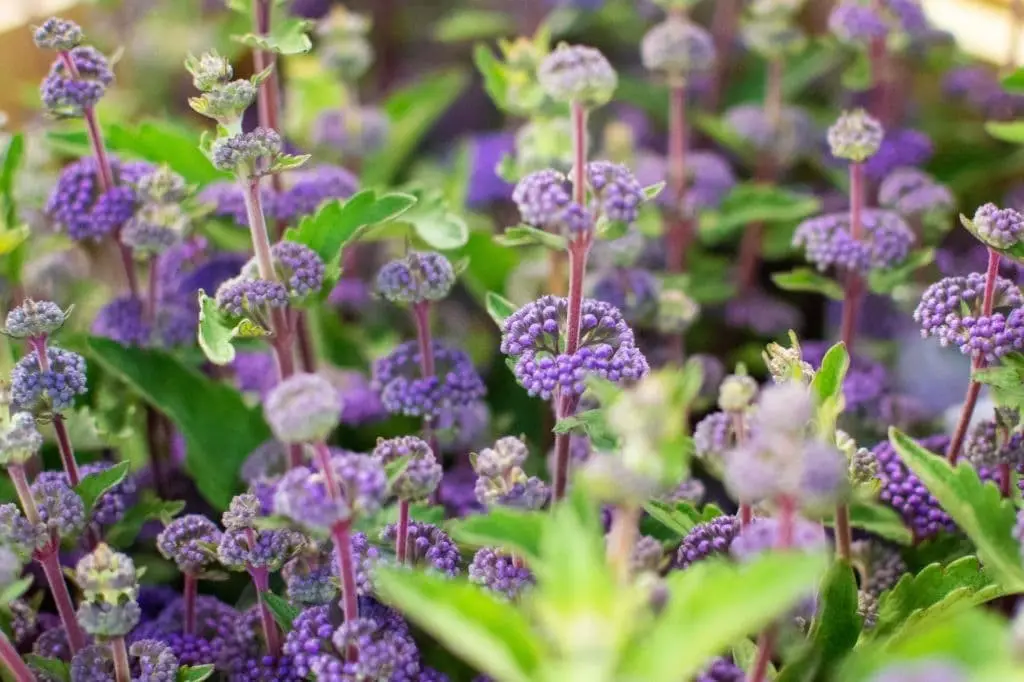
(182, 572), (198, 636)
(112, 636), (131, 682)
(0, 631), (34, 682)
(839, 161), (866, 356)
(28, 335), (80, 486)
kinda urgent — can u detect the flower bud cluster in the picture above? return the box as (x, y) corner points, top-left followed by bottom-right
(75, 543), (142, 637)
(472, 436), (550, 510)
(316, 7), (374, 82)
(187, 49), (260, 125)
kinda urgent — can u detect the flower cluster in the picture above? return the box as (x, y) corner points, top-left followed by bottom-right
(878, 167), (954, 218)
(793, 210), (914, 275)
(46, 156), (153, 241)
(372, 340), (486, 418)
(372, 436), (443, 502)
(472, 436), (550, 510)
(376, 251), (456, 305)
(274, 454), (387, 532)
(381, 521), (462, 575)
(537, 43), (618, 107)
(468, 547), (534, 600)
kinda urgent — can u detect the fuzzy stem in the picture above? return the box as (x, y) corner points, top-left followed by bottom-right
(58, 51), (139, 298)
(571, 102), (587, 206)
(947, 248), (1001, 464)
(183, 572), (198, 636)
(0, 630), (34, 682)
(840, 162), (865, 356)
(552, 241), (589, 502)
(396, 500), (411, 564)
(331, 521), (360, 660)
(665, 78), (689, 274)
(606, 505), (639, 583)
(38, 548), (87, 654)
(29, 336), (81, 486)
(7, 465), (40, 525)
(249, 556), (282, 656)
(112, 637), (131, 682)
(251, 0), (279, 162)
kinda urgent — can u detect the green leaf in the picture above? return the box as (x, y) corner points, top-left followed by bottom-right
(810, 342), (849, 408)
(821, 501), (913, 546)
(0, 224), (29, 256)
(176, 664), (215, 682)
(889, 428), (1024, 591)
(643, 182), (666, 201)
(0, 576), (33, 604)
(485, 291), (517, 327)
(494, 224), (567, 251)
(867, 248), (935, 295)
(363, 70), (470, 186)
(233, 17), (313, 54)
(1004, 68), (1024, 93)
(776, 561), (860, 682)
(699, 184), (821, 244)
(24, 655), (70, 682)
(867, 556), (1005, 644)
(375, 189), (468, 250)
(284, 191), (417, 265)
(374, 568), (543, 682)
(641, 500), (722, 538)
(109, 121), (225, 184)
(84, 338), (271, 509)
(434, 9), (514, 42)
(772, 268), (845, 300)
(262, 592), (301, 632)
(473, 44), (510, 112)
(196, 291), (240, 366)
(620, 551), (829, 682)
(106, 493), (186, 548)
(986, 121), (1024, 144)
(447, 508), (545, 564)
(74, 461), (129, 518)
(0, 133), (24, 227)
(552, 409), (618, 451)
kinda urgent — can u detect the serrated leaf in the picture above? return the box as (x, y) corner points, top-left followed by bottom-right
(699, 184), (821, 244)
(25, 655), (70, 681)
(84, 337), (271, 509)
(447, 508), (544, 564)
(986, 121), (1024, 145)
(889, 428), (1024, 591)
(434, 9), (513, 42)
(106, 493), (186, 548)
(867, 555), (1004, 644)
(772, 267), (845, 300)
(777, 561), (860, 682)
(867, 248), (935, 295)
(177, 663), (215, 682)
(262, 592), (301, 632)
(619, 551), (829, 682)
(74, 461), (130, 519)
(374, 568), (543, 682)
(234, 17), (313, 54)
(485, 291), (517, 327)
(196, 291), (238, 365)
(494, 224), (567, 251)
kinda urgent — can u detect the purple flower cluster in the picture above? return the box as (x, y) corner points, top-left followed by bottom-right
(277, 165), (359, 223)
(10, 346), (87, 412)
(537, 43), (618, 106)
(512, 169), (592, 236)
(215, 276), (289, 318)
(676, 515), (741, 569)
(271, 240), (326, 298)
(4, 299), (67, 339)
(274, 454), (386, 530)
(730, 516), (828, 559)
(372, 340), (486, 418)
(914, 273), (1024, 363)
(878, 167), (953, 217)
(92, 295), (196, 349)
(683, 152), (737, 214)
(46, 157), (152, 240)
(944, 66), (1024, 120)
(372, 436), (443, 502)
(264, 372), (341, 444)
(874, 434), (958, 539)
(963, 420), (1024, 469)
(474, 436), (550, 511)
(31, 476), (86, 539)
(500, 295), (649, 399)
(131, 596), (245, 669)
(864, 128), (934, 181)
(971, 203), (1024, 249)
(829, 1), (889, 43)
(640, 18), (716, 76)
(793, 209), (914, 275)
(723, 291), (802, 336)
(376, 251), (456, 304)
(590, 267), (659, 324)
(37, 462), (136, 527)
(41, 45), (113, 116)
(468, 547), (533, 599)
(381, 522), (462, 575)
(586, 160), (646, 225)
(157, 514), (222, 574)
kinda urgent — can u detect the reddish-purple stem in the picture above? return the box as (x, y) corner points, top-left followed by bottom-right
(313, 441), (340, 496)
(0, 630), (34, 682)
(30, 336), (81, 486)
(408, 301), (438, 560)
(183, 572), (198, 636)
(331, 521), (360, 661)
(947, 248), (1001, 464)
(665, 80), (688, 275)
(248, 527), (282, 656)
(39, 548), (87, 653)
(1000, 462), (1013, 498)
(840, 162), (865, 357)
(552, 241), (589, 502)
(396, 501), (410, 564)
(751, 495), (797, 682)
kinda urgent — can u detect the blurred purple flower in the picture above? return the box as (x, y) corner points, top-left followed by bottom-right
(466, 132), (514, 207)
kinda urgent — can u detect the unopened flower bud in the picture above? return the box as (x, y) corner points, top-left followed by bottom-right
(641, 19), (716, 77)
(264, 373), (341, 444)
(718, 373), (758, 412)
(0, 412), (43, 466)
(33, 17), (82, 51)
(185, 50), (234, 91)
(75, 543), (139, 604)
(4, 300), (68, 339)
(538, 43), (617, 108)
(828, 109), (884, 163)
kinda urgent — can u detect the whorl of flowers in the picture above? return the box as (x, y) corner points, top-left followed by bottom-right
(4, 300), (68, 339)
(500, 295), (649, 400)
(468, 547), (534, 600)
(371, 436), (443, 502)
(970, 203), (1024, 250)
(211, 128), (284, 176)
(40, 45), (113, 117)
(828, 109), (885, 162)
(793, 210), (914, 276)
(45, 157), (152, 241)
(376, 251), (456, 305)
(75, 543), (141, 637)
(157, 514), (222, 575)
(33, 17), (83, 51)
(878, 167), (954, 218)
(537, 43), (618, 107)
(512, 169), (592, 236)
(0, 411), (43, 467)
(640, 18), (716, 78)
(264, 372), (341, 444)
(963, 419), (1024, 469)
(473, 436), (550, 510)
(274, 454), (387, 531)
(371, 340), (486, 418)
(381, 521), (462, 576)
(676, 515), (742, 569)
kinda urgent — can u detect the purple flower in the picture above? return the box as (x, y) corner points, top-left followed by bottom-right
(586, 161), (646, 225)
(372, 436), (443, 502)
(277, 165), (358, 224)
(944, 66), (1024, 119)
(274, 455), (386, 530)
(33, 17), (83, 51)
(0, 503), (42, 561)
(537, 43), (618, 106)
(217, 526), (305, 572)
(802, 341), (888, 410)
(381, 522), (461, 576)
(11, 346), (87, 412)
(468, 547), (533, 599)
(326, 369), (387, 426)
(372, 340), (486, 418)
(271, 241), (326, 298)
(683, 152), (737, 214)
(971, 203), (1024, 249)
(46, 157), (151, 240)
(697, 658), (746, 682)
(828, 109), (884, 163)
(312, 106), (390, 158)
(283, 549), (336, 606)
(438, 461), (485, 518)
(676, 515), (741, 569)
(590, 267), (659, 324)
(878, 167), (953, 217)
(4, 299), (67, 339)
(512, 169), (592, 236)
(864, 128), (933, 180)
(501, 295), (649, 400)
(435, 401), (491, 453)
(874, 434), (959, 539)
(376, 251), (456, 304)
(693, 411), (734, 463)
(264, 372), (341, 444)
(229, 654), (303, 682)
(41, 46), (113, 117)
(200, 181), (277, 228)
(333, 532), (380, 598)
(130, 596), (244, 669)
(37, 462), (136, 527)
(854, 540), (908, 596)
(730, 516), (828, 559)
(466, 132), (515, 207)
(70, 644), (116, 681)
(157, 514), (222, 574)
(212, 128), (283, 175)
(31, 476), (86, 539)
(829, 1), (889, 43)
(640, 18), (716, 76)
(232, 352), (277, 398)
(215, 276), (289, 318)
(964, 419), (1024, 469)
(794, 209), (914, 275)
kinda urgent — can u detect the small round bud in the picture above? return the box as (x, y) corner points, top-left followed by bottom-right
(0, 412), (43, 466)
(264, 373), (341, 444)
(380, 521), (461, 575)
(828, 109), (884, 163)
(32, 17), (83, 51)
(538, 43), (618, 107)
(641, 19), (716, 77)
(372, 436), (443, 502)
(850, 446), (878, 486)
(271, 241), (326, 299)
(186, 50), (234, 91)
(971, 203), (1024, 250)
(211, 128), (283, 175)
(156, 514), (221, 574)
(4, 300), (67, 339)
(376, 251), (455, 305)
(468, 547), (533, 600)
(718, 373), (758, 412)
(200, 79), (258, 122)
(75, 543), (139, 603)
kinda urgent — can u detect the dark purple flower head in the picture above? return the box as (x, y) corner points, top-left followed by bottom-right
(864, 128), (933, 180)
(874, 434), (960, 539)
(218, 526), (306, 572)
(283, 548), (337, 606)
(229, 654), (303, 682)
(277, 165), (358, 223)
(157, 514), (221, 574)
(683, 152), (737, 214)
(537, 43), (617, 106)
(512, 169), (593, 236)
(200, 181), (277, 228)
(853, 540), (908, 596)
(274, 455), (386, 530)
(31, 476), (86, 539)
(376, 251), (456, 304)
(829, 1), (889, 44)
(381, 521), (461, 576)
(78, 462), (137, 526)
(212, 128), (283, 176)
(70, 644), (115, 681)
(41, 46), (113, 117)
(372, 340), (486, 418)
(333, 532), (381, 598)
(33, 17), (83, 50)
(372, 436), (443, 502)
(92, 296), (149, 347)
(46, 157), (152, 240)
(33, 625), (73, 662)
(878, 167), (953, 217)
(676, 515), (741, 569)
(435, 400), (491, 453)
(215, 276), (289, 318)
(313, 106), (390, 158)
(867, 661), (967, 682)
(269, 241), (326, 299)
(4, 299), (67, 339)
(469, 547), (533, 599)
(972, 203), (1024, 250)
(590, 267), (659, 324)
(132, 640), (180, 682)
(586, 161), (645, 226)
(131, 595), (243, 669)
(641, 18), (715, 76)
(828, 109), (884, 162)
(438, 461), (485, 518)
(964, 419), (1024, 469)
(725, 104), (815, 168)
(501, 295), (649, 400)
(794, 209), (913, 275)
(697, 657), (746, 682)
